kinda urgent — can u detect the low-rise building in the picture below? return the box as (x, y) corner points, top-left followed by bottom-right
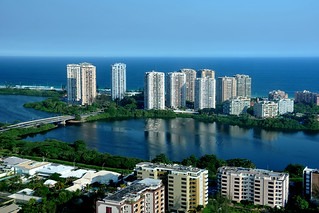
(253, 101), (278, 118)
(278, 98), (294, 115)
(14, 160), (50, 176)
(217, 166), (289, 208)
(303, 167), (319, 203)
(223, 97), (251, 115)
(135, 162), (208, 212)
(96, 178), (165, 213)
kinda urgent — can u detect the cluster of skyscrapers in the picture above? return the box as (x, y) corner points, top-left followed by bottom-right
(144, 69), (252, 110)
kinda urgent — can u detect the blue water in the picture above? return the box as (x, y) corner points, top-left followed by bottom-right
(1, 56), (319, 97)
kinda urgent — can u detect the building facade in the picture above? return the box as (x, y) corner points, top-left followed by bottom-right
(135, 162), (208, 213)
(216, 76), (237, 104)
(96, 178), (165, 213)
(194, 77), (216, 110)
(223, 97), (251, 115)
(111, 63), (126, 100)
(166, 72), (186, 109)
(180, 69), (197, 102)
(217, 166), (289, 208)
(295, 90), (319, 105)
(199, 69), (215, 79)
(253, 101), (279, 118)
(268, 90), (288, 101)
(144, 71), (165, 110)
(67, 63), (96, 105)
(67, 64), (81, 104)
(303, 167), (319, 203)
(278, 99), (294, 115)
(234, 74), (251, 98)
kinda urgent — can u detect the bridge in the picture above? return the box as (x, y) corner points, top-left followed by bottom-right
(0, 115), (75, 132)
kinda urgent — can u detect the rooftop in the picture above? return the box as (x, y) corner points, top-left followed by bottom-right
(218, 166), (288, 179)
(16, 160), (50, 170)
(136, 162), (207, 175)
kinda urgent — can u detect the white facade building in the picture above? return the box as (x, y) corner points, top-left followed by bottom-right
(111, 63), (126, 100)
(223, 97), (251, 115)
(96, 178), (165, 213)
(216, 76), (237, 104)
(194, 77), (216, 110)
(144, 71), (165, 110)
(217, 166), (289, 208)
(166, 72), (186, 109)
(253, 101), (279, 118)
(278, 98), (294, 115)
(67, 63), (96, 105)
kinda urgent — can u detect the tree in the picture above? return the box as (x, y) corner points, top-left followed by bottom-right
(284, 164), (304, 178)
(226, 158), (256, 168)
(294, 195), (309, 210)
(151, 153), (172, 164)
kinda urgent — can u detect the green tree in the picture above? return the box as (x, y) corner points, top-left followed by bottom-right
(151, 153), (172, 164)
(284, 164), (304, 178)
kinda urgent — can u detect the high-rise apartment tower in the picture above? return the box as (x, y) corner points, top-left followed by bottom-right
(216, 76), (237, 104)
(144, 71), (165, 110)
(111, 63), (126, 100)
(180, 69), (197, 102)
(166, 72), (186, 109)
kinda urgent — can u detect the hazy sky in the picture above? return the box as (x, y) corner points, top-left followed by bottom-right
(1, 0), (319, 57)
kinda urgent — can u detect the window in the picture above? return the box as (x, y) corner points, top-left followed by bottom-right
(106, 207), (112, 213)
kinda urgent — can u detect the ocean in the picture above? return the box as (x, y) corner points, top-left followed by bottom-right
(0, 56), (319, 97)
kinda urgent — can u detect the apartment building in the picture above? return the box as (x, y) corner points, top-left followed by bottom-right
(166, 72), (186, 109)
(96, 178), (165, 213)
(180, 69), (197, 102)
(234, 74), (251, 98)
(199, 69), (215, 79)
(194, 77), (216, 110)
(295, 90), (319, 105)
(268, 90), (288, 101)
(67, 62), (97, 105)
(278, 99), (294, 115)
(217, 166), (289, 208)
(253, 101), (279, 118)
(216, 76), (237, 104)
(303, 167), (319, 203)
(111, 63), (126, 100)
(135, 162), (208, 213)
(144, 71), (165, 110)
(223, 97), (251, 115)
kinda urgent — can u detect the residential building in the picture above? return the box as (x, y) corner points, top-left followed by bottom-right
(253, 101), (278, 118)
(234, 74), (251, 98)
(135, 162), (208, 212)
(14, 160), (51, 176)
(80, 62), (97, 105)
(144, 71), (165, 110)
(194, 77), (216, 110)
(223, 97), (251, 115)
(96, 178), (165, 213)
(166, 72), (186, 109)
(303, 167), (319, 203)
(111, 63), (126, 100)
(180, 69), (197, 102)
(278, 99), (294, 115)
(199, 69), (215, 79)
(67, 64), (81, 104)
(295, 90), (319, 105)
(216, 76), (237, 104)
(217, 166), (289, 208)
(67, 62), (97, 105)
(268, 90), (288, 101)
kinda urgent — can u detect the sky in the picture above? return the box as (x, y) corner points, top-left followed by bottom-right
(1, 0), (319, 57)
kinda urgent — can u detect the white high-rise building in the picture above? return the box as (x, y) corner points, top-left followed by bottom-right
(278, 99), (294, 115)
(67, 62), (96, 105)
(253, 101), (278, 118)
(223, 97), (251, 115)
(111, 63), (126, 100)
(67, 64), (81, 104)
(144, 71), (165, 110)
(180, 69), (197, 102)
(166, 72), (186, 109)
(194, 77), (216, 110)
(199, 69), (215, 79)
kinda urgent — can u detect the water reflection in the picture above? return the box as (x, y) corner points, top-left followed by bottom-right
(253, 128), (279, 142)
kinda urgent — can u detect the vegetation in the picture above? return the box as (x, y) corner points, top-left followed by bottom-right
(0, 88), (63, 97)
